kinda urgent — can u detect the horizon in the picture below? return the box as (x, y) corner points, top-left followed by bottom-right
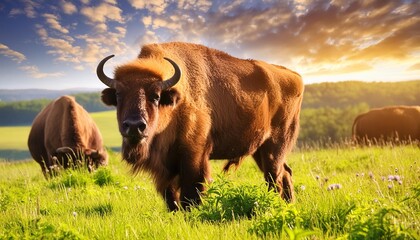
(1, 79), (419, 91)
(1, 0), (419, 90)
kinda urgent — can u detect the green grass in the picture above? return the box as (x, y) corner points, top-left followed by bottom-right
(1, 126), (31, 150)
(1, 145), (419, 239)
(90, 110), (121, 149)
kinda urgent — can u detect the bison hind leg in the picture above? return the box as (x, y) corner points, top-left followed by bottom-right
(253, 141), (295, 203)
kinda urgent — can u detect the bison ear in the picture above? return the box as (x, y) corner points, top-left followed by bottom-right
(101, 88), (117, 106)
(160, 89), (180, 107)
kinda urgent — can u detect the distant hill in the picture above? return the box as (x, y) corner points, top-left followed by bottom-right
(302, 80), (420, 109)
(0, 88), (101, 102)
(0, 92), (112, 126)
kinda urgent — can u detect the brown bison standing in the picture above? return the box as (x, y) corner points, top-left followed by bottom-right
(28, 95), (108, 177)
(352, 105), (420, 144)
(97, 42), (304, 210)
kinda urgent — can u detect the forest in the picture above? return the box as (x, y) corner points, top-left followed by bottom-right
(1, 80), (419, 144)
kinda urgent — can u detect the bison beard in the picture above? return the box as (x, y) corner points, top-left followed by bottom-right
(122, 138), (150, 171)
(97, 42), (304, 211)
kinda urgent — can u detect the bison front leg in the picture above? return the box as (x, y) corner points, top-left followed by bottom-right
(155, 173), (181, 211)
(158, 184), (180, 211)
(178, 149), (211, 210)
(280, 163), (294, 201)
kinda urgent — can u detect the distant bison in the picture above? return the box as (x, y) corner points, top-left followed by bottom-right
(97, 42), (304, 210)
(352, 105), (420, 144)
(28, 95), (108, 177)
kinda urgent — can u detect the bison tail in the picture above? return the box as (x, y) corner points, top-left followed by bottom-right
(222, 157), (244, 173)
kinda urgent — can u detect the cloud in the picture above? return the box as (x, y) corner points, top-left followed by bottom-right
(6, 0), (418, 85)
(177, 0), (212, 12)
(22, 0), (39, 18)
(0, 43), (26, 63)
(291, 0), (312, 16)
(139, 1), (294, 53)
(81, 2), (124, 24)
(43, 13), (69, 34)
(305, 62), (373, 76)
(407, 62), (420, 71)
(35, 0), (128, 68)
(44, 37), (79, 56)
(8, 0), (39, 18)
(142, 16), (152, 27)
(81, 43), (102, 63)
(19, 65), (64, 79)
(9, 8), (24, 16)
(138, 30), (159, 45)
(36, 26), (48, 38)
(74, 65), (85, 71)
(150, 17), (179, 30)
(135, 0), (419, 77)
(76, 25), (128, 61)
(61, 0), (77, 15)
(128, 0), (168, 14)
(35, 25), (82, 63)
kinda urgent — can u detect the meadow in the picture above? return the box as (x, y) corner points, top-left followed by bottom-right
(1, 111), (121, 160)
(1, 111), (419, 239)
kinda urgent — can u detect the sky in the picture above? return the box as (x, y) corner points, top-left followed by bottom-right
(0, 0), (419, 90)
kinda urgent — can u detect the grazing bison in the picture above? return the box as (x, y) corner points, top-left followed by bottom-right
(28, 96), (108, 177)
(352, 105), (420, 144)
(97, 42), (304, 210)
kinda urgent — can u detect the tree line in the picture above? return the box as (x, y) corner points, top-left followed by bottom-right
(0, 93), (111, 126)
(1, 80), (419, 144)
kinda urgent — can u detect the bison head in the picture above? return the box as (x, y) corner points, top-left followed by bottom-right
(55, 147), (108, 172)
(97, 55), (181, 163)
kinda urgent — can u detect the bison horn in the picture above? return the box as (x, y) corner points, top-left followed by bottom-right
(161, 57), (181, 90)
(97, 55), (116, 88)
(56, 147), (74, 154)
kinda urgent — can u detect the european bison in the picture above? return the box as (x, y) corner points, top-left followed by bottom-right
(352, 105), (420, 144)
(28, 95), (108, 177)
(97, 42), (304, 210)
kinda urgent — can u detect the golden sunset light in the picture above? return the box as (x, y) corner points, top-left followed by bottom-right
(1, 1), (420, 239)
(0, 0), (419, 89)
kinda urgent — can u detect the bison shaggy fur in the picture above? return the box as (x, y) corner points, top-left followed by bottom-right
(28, 95), (108, 177)
(352, 105), (420, 145)
(97, 42), (304, 210)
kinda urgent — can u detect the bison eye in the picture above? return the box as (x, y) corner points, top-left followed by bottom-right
(150, 93), (160, 105)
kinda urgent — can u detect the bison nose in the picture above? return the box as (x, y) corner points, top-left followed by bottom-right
(122, 119), (147, 137)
